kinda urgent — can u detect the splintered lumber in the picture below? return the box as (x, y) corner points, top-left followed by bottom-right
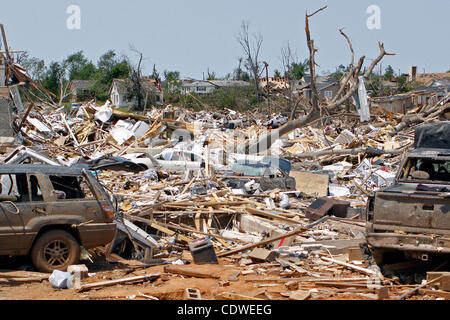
(418, 288), (450, 299)
(245, 206), (300, 225)
(217, 216), (329, 257)
(396, 275), (443, 300)
(220, 292), (264, 300)
(0, 277), (48, 284)
(0, 270), (49, 278)
(78, 273), (160, 292)
(321, 257), (379, 278)
(123, 214), (192, 243)
(276, 258), (320, 278)
(163, 265), (220, 279)
(150, 221), (193, 243)
(16, 103), (35, 134)
(0, 269), (49, 284)
(294, 147), (403, 159)
(315, 281), (370, 288)
(61, 113), (79, 147)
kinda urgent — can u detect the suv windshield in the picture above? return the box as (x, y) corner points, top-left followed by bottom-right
(398, 157), (450, 183)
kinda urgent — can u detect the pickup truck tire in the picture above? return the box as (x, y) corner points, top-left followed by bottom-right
(30, 230), (80, 273)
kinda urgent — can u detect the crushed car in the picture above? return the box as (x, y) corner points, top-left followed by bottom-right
(365, 122), (450, 266)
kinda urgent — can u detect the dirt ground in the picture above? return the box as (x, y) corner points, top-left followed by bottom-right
(0, 255), (437, 301)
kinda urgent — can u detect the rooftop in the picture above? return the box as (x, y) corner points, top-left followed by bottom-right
(181, 80), (250, 88)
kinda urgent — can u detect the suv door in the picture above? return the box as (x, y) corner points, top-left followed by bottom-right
(0, 172), (50, 254)
(45, 173), (106, 223)
(17, 173), (54, 251)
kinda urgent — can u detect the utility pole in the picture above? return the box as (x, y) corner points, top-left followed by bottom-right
(263, 61), (269, 108)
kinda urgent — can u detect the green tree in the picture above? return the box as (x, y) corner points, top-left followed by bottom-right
(206, 68), (217, 80)
(288, 59), (310, 80)
(91, 50), (130, 101)
(384, 65), (395, 80)
(64, 51), (96, 80)
(41, 61), (66, 96)
(273, 69), (281, 78)
(163, 70), (181, 91)
(330, 64), (348, 80)
(396, 75), (413, 93)
(20, 54), (46, 81)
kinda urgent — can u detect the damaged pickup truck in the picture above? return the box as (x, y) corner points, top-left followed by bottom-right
(0, 165), (116, 272)
(366, 122), (450, 266)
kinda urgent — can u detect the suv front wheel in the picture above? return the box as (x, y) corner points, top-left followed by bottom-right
(31, 230), (80, 273)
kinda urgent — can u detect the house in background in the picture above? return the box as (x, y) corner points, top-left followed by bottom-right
(300, 75), (340, 102)
(371, 94), (413, 114)
(69, 80), (94, 102)
(181, 80), (250, 95)
(110, 78), (163, 108)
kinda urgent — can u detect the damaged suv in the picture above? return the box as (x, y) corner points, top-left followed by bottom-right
(0, 165), (116, 272)
(366, 122), (450, 266)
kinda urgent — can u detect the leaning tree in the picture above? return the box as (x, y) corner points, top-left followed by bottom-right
(239, 6), (395, 155)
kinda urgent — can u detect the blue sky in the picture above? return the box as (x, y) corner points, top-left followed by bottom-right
(1, 0), (449, 79)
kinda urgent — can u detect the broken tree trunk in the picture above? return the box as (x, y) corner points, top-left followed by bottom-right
(240, 8), (394, 155)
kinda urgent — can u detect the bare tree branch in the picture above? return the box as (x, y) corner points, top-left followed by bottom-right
(237, 21), (263, 100)
(330, 28), (355, 104)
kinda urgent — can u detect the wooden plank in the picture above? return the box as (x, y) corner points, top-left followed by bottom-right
(245, 206), (300, 225)
(0, 277), (47, 284)
(441, 275), (450, 292)
(427, 271), (450, 282)
(163, 265), (219, 279)
(150, 221), (193, 243)
(78, 273), (160, 292)
(243, 277), (370, 283)
(315, 281), (370, 288)
(0, 270), (49, 278)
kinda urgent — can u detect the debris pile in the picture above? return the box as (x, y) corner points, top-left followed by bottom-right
(0, 88), (448, 299)
(1, 22), (450, 300)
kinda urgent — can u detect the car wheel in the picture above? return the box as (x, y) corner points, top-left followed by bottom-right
(31, 230), (80, 273)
